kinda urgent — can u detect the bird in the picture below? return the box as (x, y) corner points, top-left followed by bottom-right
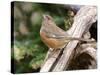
(40, 14), (95, 50)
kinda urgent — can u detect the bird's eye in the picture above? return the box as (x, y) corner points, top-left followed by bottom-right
(43, 15), (51, 20)
(45, 15), (51, 20)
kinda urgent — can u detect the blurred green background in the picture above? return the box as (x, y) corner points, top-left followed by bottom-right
(11, 1), (74, 73)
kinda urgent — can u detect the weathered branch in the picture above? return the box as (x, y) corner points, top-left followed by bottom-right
(53, 6), (97, 71)
(78, 42), (97, 60)
(75, 42), (97, 69)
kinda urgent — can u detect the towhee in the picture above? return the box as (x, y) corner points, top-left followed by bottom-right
(40, 15), (95, 50)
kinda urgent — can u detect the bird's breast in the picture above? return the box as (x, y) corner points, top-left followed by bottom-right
(40, 31), (66, 49)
